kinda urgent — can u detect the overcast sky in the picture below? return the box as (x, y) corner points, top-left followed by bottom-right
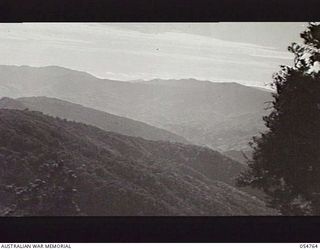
(0, 22), (307, 87)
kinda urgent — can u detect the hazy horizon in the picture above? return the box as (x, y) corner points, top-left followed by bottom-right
(0, 63), (275, 91)
(0, 23), (307, 88)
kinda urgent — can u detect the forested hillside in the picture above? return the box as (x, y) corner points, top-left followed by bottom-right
(0, 109), (275, 215)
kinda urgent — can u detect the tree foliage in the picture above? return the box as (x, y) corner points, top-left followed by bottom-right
(237, 23), (320, 215)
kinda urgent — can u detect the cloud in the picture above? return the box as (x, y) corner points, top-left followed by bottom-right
(0, 23), (295, 85)
(0, 23), (284, 60)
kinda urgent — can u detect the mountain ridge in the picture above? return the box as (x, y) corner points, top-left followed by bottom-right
(2, 64), (272, 90)
(0, 96), (189, 144)
(0, 64), (273, 151)
(0, 109), (276, 215)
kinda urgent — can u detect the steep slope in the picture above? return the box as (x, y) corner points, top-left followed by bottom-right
(223, 150), (252, 165)
(0, 97), (188, 144)
(0, 65), (273, 151)
(0, 109), (276, 215)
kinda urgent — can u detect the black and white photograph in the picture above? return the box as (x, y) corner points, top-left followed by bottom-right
(0, 22), (319, 217)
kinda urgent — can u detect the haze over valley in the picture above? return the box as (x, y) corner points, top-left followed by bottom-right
(0, 65), (272, 152)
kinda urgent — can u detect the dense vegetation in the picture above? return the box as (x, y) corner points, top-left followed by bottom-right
(0, 109), (274, 215)
(237, 23), (320, 215)
(1, 160), (81, 216)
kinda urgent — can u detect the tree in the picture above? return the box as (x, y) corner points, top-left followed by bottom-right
(237, 23), (320, 215)
(1, 160), (82, 216)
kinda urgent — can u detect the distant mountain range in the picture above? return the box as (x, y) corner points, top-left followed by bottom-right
(0, 65), (273, 151)
(0, 96), (188, 144)
(0, 109), (275, 215)
(138, 78), (272, 151)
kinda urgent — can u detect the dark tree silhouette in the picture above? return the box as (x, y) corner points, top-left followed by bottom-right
(237, 22), (320, 215)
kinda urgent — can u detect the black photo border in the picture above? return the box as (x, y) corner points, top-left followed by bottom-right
(0, 216), (320, 242)
(0, 0), (320, 22)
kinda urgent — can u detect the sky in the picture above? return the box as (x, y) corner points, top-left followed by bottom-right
(0, 22), (307, 87)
